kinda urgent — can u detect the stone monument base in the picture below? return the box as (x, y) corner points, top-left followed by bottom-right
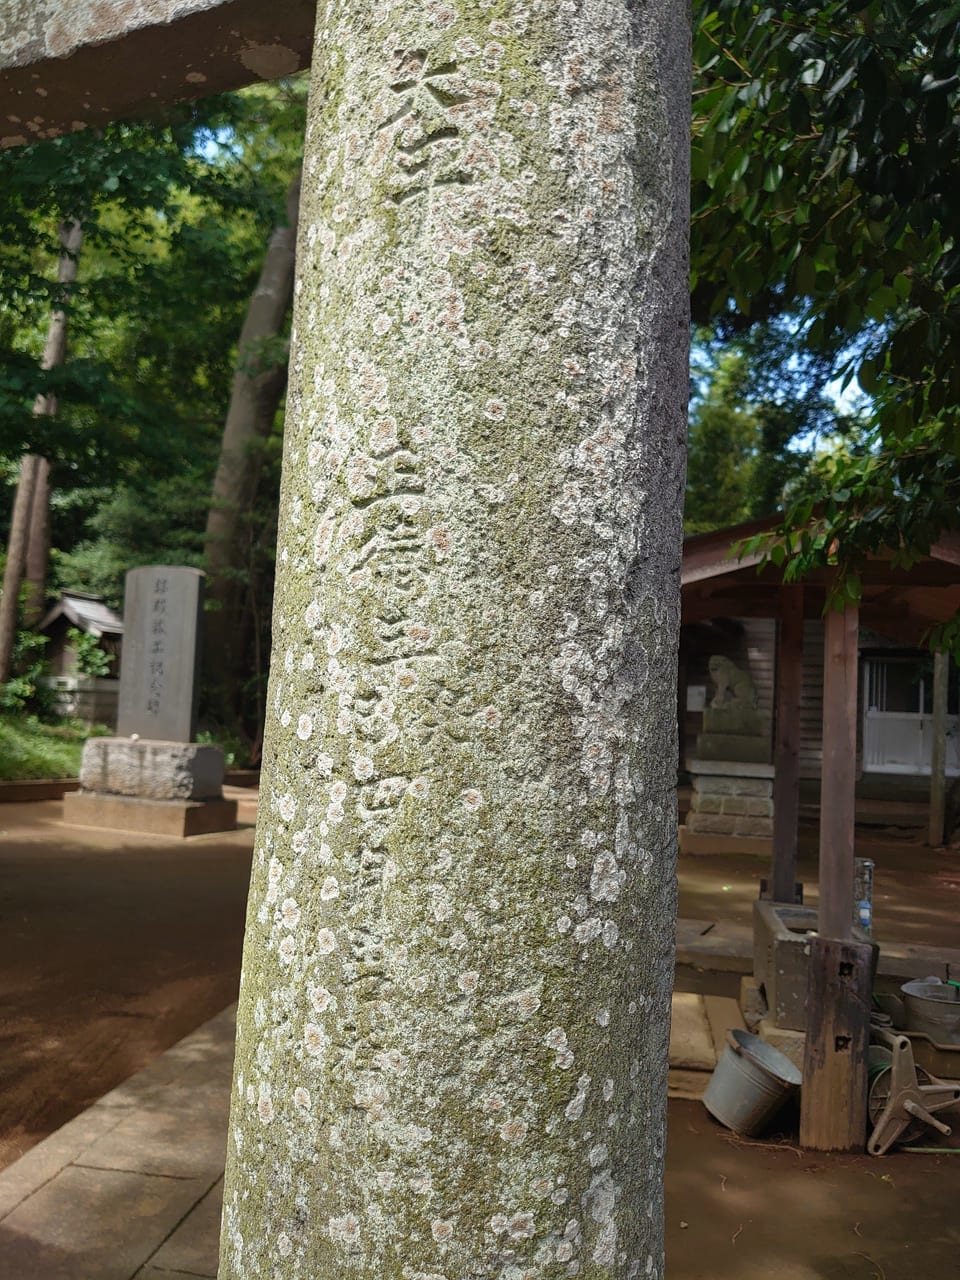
(693, 733), (771, 764)
(79, 738), (226, 800)
(66, 736), (237, 837)
(64, 790), (238, 838)
(680, 760), (774, 857)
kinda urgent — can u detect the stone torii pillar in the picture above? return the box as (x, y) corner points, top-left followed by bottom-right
(2, 4), (692, 1276)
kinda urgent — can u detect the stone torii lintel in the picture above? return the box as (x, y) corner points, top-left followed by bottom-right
(0, 0), (318, 148)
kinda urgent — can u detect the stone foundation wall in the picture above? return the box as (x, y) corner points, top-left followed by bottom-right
(686, 773), (774, 839)
(43, 676), (119, 730)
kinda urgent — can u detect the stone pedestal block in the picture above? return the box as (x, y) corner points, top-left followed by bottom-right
(68, 738), (236, 838)
(702, 706), (766, 736)
(753, 900), (816, 1031)
(79, 739), (225, 801)
(695, 732), (771, 763)
(739, 975), (767, 1032)
(752, 900), (875, 1038)
(681, 761), (774, 853)
(757, 1018), (806, 1072)
(64, 791), (237, 839)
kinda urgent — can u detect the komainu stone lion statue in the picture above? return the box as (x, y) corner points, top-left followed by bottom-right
(708, 654), (758, 710)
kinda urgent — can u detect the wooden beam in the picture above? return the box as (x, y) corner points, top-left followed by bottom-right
(771, 584), (803, 903)
(801, 597), (871, 1153)
(682, 586), (828, 625)
(817, 600), (859, 940)
(852, 560), (959, 587)
(0, 0), (316, 148)
(930, 532), (960, 566)
(680, 517), (783, 585)
(800, 936), (872, 1152)
(681, 545), (764, 585)
(929, 650), (949, 847)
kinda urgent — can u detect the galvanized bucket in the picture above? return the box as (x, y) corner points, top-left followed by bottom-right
(703, 1029), (802, 1136)
(901, 979), (960, 1045)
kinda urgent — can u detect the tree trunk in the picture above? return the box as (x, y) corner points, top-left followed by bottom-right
(23, 455), (51, 628)
(203, 172), (301, 712)
(0, 454), (41, 684)
(220, 4), (689, 1278)
(17, 219), (84, 634)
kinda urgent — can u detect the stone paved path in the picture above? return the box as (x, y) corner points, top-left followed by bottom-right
(0, 1006), (234, 1279)
(3, 925), (959, 1277)
(0, 988), (740, 1278)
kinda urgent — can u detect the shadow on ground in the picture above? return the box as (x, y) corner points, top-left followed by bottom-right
(0, 802), (252, 1170)
(666, 1098), (960, 1279)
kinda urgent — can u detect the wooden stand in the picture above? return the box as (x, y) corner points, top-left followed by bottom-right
(800, 935), (873, 1151)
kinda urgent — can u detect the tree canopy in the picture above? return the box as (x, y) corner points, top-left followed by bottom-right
(684, 318), (861, 534)
(3, 6), (960, 724)
(692, 0), (960, 620)
(0, 83), (304, 492)
(0, 80), (305, 742)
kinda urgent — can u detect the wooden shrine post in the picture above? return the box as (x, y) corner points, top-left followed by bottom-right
(771, 584), (804, 903)
(929, 650), (949, 847)
(800, 596), (872, 1152)
(814, 601), (859, 942)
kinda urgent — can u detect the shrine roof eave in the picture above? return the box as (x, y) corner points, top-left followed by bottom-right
(0, 0), (317, 149)
(681, 522), (960, 645)
(682, 521), (960, 591)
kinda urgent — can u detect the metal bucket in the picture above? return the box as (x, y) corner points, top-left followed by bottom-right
(703, 1029), (802, 1136)
(901, 979), (960, 1045)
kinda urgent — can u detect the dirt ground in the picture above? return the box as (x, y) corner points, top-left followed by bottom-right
(2, 792), (960, 1276)
(0, 790), (255, 1170)
(680, 814), (960, 954)
(665, 1099), (960, 1279)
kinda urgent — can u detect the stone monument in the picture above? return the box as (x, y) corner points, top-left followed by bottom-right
(682, 653), (775, 855)
(117, 565), (203, 742)
(64, 566), (237, 837)
(696, 655), (770, 763)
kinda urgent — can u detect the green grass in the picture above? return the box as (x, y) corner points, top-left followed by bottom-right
(0, 714), (101, 780)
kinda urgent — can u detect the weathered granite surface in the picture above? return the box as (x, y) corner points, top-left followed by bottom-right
(79, 738), (225, 801)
